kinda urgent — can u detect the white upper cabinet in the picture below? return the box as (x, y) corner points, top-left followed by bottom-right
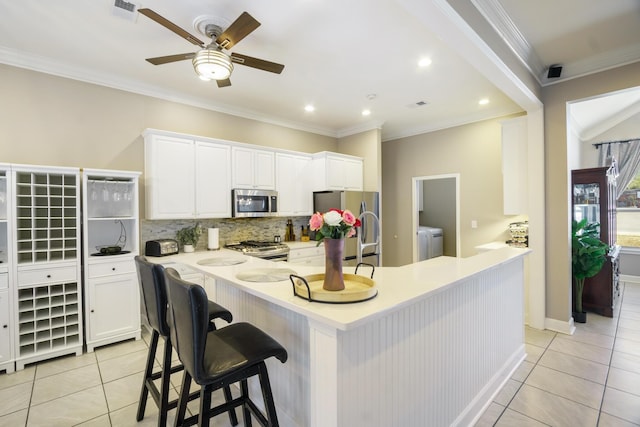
(312, 152), (363, 191)
(144, 134), (195, 219)
(195, 141), (232, 218)
(144, 131), (231, 219)
(232, 146), (275, 190)
(501, 116), (528, 215)
(276, 153), (312, 216)
(144, 129), (367, 218)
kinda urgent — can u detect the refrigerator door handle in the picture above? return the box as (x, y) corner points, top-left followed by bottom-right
(357, 211), (380, 264)
(360, 201), (367, 242)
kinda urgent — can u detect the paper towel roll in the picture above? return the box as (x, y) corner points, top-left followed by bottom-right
(208, 228), (220, 250)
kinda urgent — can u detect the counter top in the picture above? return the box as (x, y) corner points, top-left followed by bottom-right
(150, 246), (529, 331)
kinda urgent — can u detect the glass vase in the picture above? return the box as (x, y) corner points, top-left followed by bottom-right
(323, 238), (345, 291)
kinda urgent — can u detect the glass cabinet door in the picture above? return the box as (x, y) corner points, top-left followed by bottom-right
(573, 182), (601, 235)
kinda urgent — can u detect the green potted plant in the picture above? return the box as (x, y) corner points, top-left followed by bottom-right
(571, 219), (609, 323)
(176, 223), (202, 253)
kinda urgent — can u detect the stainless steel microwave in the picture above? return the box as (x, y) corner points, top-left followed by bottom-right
(232, 189), (278, 217)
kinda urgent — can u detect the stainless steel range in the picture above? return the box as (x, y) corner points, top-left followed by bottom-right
(225, 240), (290, 261)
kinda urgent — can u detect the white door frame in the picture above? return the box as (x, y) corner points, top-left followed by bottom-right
(412, 174), (461, 262)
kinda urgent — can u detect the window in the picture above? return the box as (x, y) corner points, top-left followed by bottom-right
(617, 170), (640, 247)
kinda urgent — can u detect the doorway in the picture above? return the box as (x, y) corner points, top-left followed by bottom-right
(412, 174), (460, 263)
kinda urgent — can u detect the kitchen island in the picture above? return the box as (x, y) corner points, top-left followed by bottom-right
(151, 246), (528, 427)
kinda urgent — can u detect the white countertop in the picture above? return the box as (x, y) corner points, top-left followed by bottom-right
(149, 246), (529, 331)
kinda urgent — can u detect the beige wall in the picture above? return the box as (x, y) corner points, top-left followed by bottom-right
(0, 64), (338, 218)
(382, 114), (526, 266)
(542, 61), (640, 322)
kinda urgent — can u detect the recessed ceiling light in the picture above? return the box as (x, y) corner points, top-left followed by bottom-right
(418, 57), (432, 68)
(478, 98), (490, 105)
(304, 104), (315, 112)
(362, 109), (371, 116)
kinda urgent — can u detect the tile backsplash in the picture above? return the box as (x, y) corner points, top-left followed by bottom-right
(141, 216), (312, 250)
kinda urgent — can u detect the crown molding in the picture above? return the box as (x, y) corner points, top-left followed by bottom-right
(471, 0), (545, 83)
(0, 46), (340, 139)
(540, 47), (640, 87)
(336, 121), (384, 139)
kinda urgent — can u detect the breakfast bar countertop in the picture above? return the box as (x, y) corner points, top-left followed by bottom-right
(150, 246), (529, 331)
(149, 246), (529, 427)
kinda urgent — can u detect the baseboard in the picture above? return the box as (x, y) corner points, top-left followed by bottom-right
(620, 274), (640, 284)
(455, 344), (526, 427)
(545, 316), (576, 335)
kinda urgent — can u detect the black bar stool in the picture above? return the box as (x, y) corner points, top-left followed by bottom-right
(164, 267), (288, 427)
(135, 256), (238, 427)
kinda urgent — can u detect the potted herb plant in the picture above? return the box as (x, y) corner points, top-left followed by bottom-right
(176, 223), (202, 253)
(571, 219), (609, 323)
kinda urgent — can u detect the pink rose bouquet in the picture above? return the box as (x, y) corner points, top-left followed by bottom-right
(309, 208), (361, 244)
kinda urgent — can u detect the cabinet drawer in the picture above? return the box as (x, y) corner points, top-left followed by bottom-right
(18, 266), (77, 286)
(0, 273), (7, 290)
(288, 246), (324, 261)
(89, 260), (136, 278)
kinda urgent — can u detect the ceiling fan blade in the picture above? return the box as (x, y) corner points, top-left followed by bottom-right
(231, 53), (285, 74)
(145, 53), (196, 65)
(139, 8), (205, 47)
(217, 78), (232, 88)
(215, 12), (260, 49)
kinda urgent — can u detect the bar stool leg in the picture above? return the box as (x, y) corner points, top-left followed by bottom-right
(137, 330), (159, 421)
(157, 338), (173, 427)
(223, 385), (239, 425)
(198, 385), (212, 427)
(174, 371), (192, 427)
(240, 379), (253, 427)
(258, 362), (279, 426)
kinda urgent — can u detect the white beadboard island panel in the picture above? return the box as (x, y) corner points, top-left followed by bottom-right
(152, 246), (528, 427)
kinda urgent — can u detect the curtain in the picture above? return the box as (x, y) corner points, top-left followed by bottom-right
(598, 140), (640, 199)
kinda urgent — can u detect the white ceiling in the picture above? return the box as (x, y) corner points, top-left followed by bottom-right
(1, 0), (639, 141)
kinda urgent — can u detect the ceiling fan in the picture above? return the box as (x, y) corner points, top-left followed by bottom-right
(138, 8), (284, 88)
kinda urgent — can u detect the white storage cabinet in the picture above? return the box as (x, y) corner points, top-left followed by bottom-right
(0, 164), (14, 373)
(312, 152), (363, 191)
(232, 146), (275, 190)
(276, 152), (313, 216)
(12, 165), (82, 370)
(144, 130), (232, 219)
(82, 169), (141, 352)
(501, 116), (528, 215)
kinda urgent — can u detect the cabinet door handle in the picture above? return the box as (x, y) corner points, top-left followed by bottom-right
(2, 325), (7, 328)
(91, 309), (95, 313)
(112, 267), (116, 271)
(46, 274), (51, 278)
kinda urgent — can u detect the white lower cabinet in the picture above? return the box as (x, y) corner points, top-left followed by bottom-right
(85, 263), (140, 352)
(288, 245), (325, 266)
(0, 288), (14, 373)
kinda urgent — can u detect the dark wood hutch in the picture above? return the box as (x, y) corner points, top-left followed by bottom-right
(571, 165), (620, 317)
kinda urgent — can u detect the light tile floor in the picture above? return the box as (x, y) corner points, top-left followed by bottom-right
(476, 281), (640, 427)
(1, 282), (639, 426)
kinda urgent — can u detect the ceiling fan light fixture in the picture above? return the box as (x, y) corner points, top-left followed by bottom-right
(192, 48), (233, 81)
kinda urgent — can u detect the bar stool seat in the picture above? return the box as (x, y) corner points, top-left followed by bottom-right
(135, 255), (237, 427)
(164, 267), (288, 427)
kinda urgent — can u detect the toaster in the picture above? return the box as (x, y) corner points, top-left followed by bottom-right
(145, 239), (179, 257)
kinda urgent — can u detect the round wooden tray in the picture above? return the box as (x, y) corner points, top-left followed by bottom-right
(290, 273), (377, 303)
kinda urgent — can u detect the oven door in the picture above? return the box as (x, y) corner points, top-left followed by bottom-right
(232, 189), (278, 217)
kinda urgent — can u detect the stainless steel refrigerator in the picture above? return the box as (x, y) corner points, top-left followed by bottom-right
(313, 191), (380, 266)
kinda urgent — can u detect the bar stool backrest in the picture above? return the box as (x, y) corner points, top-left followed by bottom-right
(164, 267), (209, 382)
(135, 255), (171, 337)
